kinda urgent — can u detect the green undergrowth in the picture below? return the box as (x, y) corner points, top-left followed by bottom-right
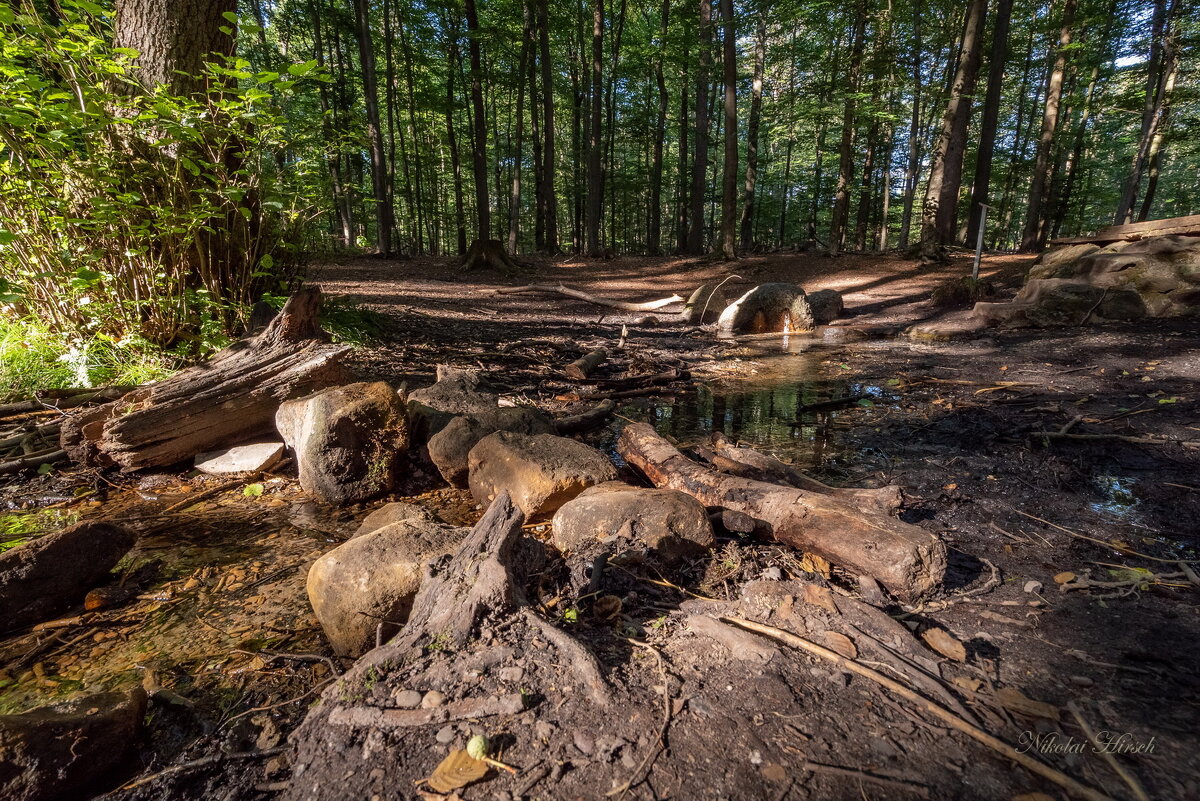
(0, 508), (79, 552)
(0, 317), (173, 398)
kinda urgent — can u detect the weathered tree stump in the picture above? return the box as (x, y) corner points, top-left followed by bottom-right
(462, 238), (522, 272)
(60, 288), (352, 471)
(618, 423), (946, 602)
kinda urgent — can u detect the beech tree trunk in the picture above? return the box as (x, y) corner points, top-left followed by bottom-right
(585, 0), (604, 256)
(920, 0), (987, 257)
(964, 0), (1013, 245)
(717, 0), (737, 260)
(464, 0), (491, 243)
(537, 0), (559, 253)
(739, 14), (766, 252)
(686, 0), (712, 255)
(647, 0), (670, 256)
(352, 0), (394, 257)
(1020, 0), (1077, 251)
(829, 0), (867, 255)
(618, 423), (947, 602)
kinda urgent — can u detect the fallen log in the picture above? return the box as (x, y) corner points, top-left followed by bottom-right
(618, 423), (945, 602)
(495, 283), (684, 312)
(710, 432), (904, 516)
(60, 288), (352, 471)
(554, 399), (616, 435)
(565, 349), (607, 380)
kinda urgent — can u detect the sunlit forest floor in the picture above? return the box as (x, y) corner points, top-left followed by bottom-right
(3, 251), (1198, 799)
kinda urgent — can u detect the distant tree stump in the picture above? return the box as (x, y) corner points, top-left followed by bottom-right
(462, 239), (521, 273)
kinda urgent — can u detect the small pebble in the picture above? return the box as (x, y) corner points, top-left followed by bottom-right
(498, 666), (525, 683)
(435, 725), (456, 744)
(573, 731), (595, 756)
(421, 690), (446, 708)
(1069, 675), (1095, 687)
(761, 567), (783, 581)
(392, 689), (422, 708)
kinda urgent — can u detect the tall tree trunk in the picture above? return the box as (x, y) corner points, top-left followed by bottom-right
(585, 0), (604, 256)
(509, 5), (532, 253)
(311, 5), (352, 249)
(648, 0), (670, 256)
(919, 0), (986, 258)
(1137, 1), (1180, 222)
(675, 40), (691, 253)
(829, 0), (867, 255)
(1114, 0), (1168, 224)
(446, 27), (468, 255)
(537, 0), (559, 253)
(686, 0), (713, 255)
(1020, 0), (1077, 251)
(397, 5), (427, 253)
(464, 0), (491, 243)
(739, 13), (766, 253)
(964, 0), (1012, 245)
(718, 0), (737, 260)
(114, 0), (237, 96)
(351, 0), (393, 256)
(898, 0), (922, 248)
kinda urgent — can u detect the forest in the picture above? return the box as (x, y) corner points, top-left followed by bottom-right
(0, 1), (1198, 801)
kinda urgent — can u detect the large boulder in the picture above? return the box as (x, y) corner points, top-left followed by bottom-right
(407, 369), (500, 443)
(467, 432), (618, 520)
(975, 234), (1200, 327)
(551, 482), (715, 564)
(351, 501), (435, 539)
(0, 688), (146, 801)
(307, 518), (467, 656)
(717, 283), (816, 334)
(428, 407), (554, 488)
(0, 522), (135, 630)
(805, 289), (845, 324)
(683, 282), (730, 324)
(276, 381), (409, 505)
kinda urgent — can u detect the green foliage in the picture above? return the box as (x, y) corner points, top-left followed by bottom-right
(0, 316), (171, 396)
(0, 0), (322, 355)
(0, 509), (80, 552)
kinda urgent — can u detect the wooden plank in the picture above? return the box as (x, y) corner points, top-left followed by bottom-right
(1050, 214), (1200, 245)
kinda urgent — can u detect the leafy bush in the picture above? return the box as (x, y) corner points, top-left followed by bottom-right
(0, 1), (322, 357)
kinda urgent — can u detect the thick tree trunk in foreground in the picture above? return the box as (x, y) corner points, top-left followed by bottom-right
(464, 0), (491, 243)
(114, 0), (237, 96)
(61, 289), (351, 472)
(618, 423), (946, 602)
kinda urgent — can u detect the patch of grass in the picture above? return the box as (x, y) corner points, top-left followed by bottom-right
(0, 508), (79, 552)
(261, 292), (387, 346)
(0, 317), (173, 397)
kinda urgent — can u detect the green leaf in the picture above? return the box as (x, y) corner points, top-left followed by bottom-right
(37, 463), (54, 475)
(243, 483), (264, 498)
(287, 60), (319, 77)
(857, 398), (875, 407)
(259, 253), (274, 270)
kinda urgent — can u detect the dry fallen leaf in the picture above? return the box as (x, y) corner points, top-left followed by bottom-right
(423, 749), (489, 793)
(952, 676), (982, 693)
(802, 583), (838, 615)
(799, 552), (832, 578)
(1022, 580), (1043, 594)
(921, 627), (967, 662)
(1053, 571), (1077, 584)
(995, 687), (1060, 721)
(820, 630), (858, 659)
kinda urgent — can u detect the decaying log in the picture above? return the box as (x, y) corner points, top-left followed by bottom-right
(554, 399), (617, 435)
(565, 349), (607, 380)
(495, 283), (684, 312)
(618, 423), (945, 602)
(60, 288), (352, 471)
(710, 432), (904, 516)
(0, 449), (66, 476)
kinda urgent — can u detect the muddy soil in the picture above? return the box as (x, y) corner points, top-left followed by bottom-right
(2, 250), (1197, 800)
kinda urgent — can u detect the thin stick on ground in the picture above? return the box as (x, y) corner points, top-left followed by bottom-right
(119, 746), (289, 791)
(607, 639), (671, 799)
(722, 616), (1118, 801)
(1007, 506), (1198, 563)
(1066, 700), (1150, 801)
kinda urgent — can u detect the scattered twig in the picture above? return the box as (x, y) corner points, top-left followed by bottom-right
(0, 448), (66, 475)
(493, 283), (684, 312)
(802, 761), (929, 798)
(1008, 507), (1197, 564)
(1066, 701), (1150, 801)
(722, 617), (1118, 801)
(607, 639), (671, 799)
(119, 746), (288, 791)
(161, 472), (264, 513)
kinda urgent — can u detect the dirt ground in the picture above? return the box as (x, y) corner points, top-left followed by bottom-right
(3, 249), (1198, 801)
